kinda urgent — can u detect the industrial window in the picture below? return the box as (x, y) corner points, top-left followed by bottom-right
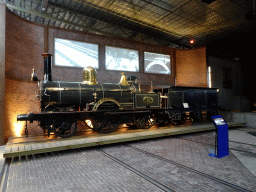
(54, 38), (99, 68)
(105, 46), (139, 72)
(144, 52), (171, 74)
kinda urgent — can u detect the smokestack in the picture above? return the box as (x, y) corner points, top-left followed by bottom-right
(42, 53), (52, 81)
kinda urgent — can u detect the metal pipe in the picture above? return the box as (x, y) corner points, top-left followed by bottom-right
(17, 114), (29, 121)
(42, 53), (52, 81)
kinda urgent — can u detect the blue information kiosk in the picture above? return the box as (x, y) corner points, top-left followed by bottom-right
(209, 115), (229, 158)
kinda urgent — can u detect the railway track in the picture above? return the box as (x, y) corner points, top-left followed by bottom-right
(98, 144), (253, 192)
(229, 140), (256, 147)
(0, 158), (10, 192)
(97, 149), (173, 192)
(175, 134), (256, 155)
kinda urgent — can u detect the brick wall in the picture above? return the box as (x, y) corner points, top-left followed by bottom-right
(5, 9), (44, 81)
(175, 47), (207, 87)
(4, 79), (42, 142)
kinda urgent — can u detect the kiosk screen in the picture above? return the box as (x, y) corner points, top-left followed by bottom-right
(213, 117), (226, 126)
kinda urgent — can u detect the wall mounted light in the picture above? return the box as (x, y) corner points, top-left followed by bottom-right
(189, 39), (195, 44)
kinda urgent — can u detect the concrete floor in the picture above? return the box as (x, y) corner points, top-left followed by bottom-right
(229, 127), (256, 176)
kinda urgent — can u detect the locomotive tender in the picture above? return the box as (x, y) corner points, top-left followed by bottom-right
(17, 53), (219, 138)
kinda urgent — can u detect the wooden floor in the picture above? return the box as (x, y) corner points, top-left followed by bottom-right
(3, 122), (245, 158)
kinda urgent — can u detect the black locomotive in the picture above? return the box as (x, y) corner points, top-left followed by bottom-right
(17, 53), (218, 138)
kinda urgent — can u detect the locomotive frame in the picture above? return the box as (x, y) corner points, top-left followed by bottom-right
(17, 53), (219, 138)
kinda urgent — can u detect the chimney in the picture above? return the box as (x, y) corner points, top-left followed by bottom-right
(42, 53), (52, 81)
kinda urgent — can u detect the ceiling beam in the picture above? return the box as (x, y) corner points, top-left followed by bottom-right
(128, 32), (138, 40)
(6, 3), (123, 37)
(49, 1), (189, 47)
(6, 0), (190, 48)
(6, 2), (153, 45)
(21, 0), (189, 47)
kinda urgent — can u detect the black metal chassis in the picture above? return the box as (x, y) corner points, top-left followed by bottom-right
(17, 109), (164, 126)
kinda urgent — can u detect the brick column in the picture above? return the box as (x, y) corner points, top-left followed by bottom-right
(0, 1), (6, 145)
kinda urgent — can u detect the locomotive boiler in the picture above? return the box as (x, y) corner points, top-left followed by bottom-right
(39, 71), (136, 113)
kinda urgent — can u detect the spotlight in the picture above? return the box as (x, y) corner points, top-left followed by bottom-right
(189, 39), (195, 44)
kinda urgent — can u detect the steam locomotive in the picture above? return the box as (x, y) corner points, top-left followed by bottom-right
(17, 53), (218, 138)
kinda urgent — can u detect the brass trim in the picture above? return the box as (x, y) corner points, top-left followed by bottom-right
(45, 87), (131, 92)
(134, 93), (160, 108)
(92, 98), (121, 111)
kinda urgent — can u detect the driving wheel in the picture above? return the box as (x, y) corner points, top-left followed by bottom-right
(99, 114), (120, 133)
(92, 113), (120, 133)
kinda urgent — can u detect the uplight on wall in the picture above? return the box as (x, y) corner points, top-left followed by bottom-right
(208, 66), (212, 88)
(13, 121), (24, 137)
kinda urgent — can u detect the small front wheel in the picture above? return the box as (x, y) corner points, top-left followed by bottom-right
(133, 113), (156, 129)
(53, 117), (77, 138)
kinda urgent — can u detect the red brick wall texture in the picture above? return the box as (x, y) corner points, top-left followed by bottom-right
(4, 79), (42, 142)
(4, 9), (207, 141)
(175, 48), (207, 87)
